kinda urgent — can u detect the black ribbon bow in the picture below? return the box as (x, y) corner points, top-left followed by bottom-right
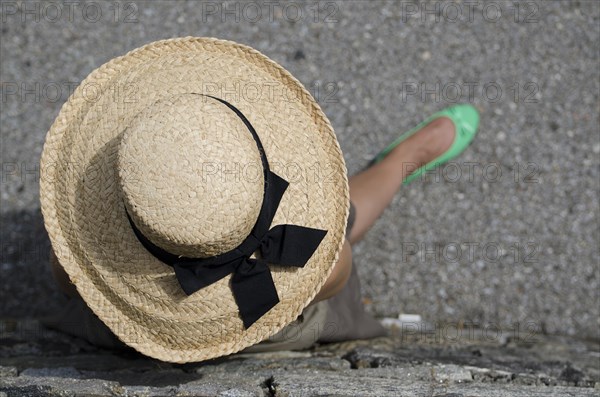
(124, 95), (328, 329)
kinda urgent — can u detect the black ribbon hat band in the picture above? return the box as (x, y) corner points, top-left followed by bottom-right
(124, 95), (328, 329)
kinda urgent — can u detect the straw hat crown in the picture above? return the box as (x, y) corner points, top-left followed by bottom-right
(118, 93), (264, 258)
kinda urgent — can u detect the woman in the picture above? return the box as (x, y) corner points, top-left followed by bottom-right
(45, 103), (479, 353)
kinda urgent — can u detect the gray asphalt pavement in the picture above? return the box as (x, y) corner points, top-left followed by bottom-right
(1, 0), (599, 340)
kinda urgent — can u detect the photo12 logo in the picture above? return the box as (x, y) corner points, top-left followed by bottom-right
(399, 81), (540, 104)
(199, 1), (339, 23)
(1, 1), (139, 24)
(1, 81), (139, 104)
(399, 240), (539, 264)
(400, 1), (540, 24)
(400, 161), (541, 185)
(398, 320), (541, 344)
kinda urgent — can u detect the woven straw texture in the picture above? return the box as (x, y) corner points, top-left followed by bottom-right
(39, 37), (349, 363)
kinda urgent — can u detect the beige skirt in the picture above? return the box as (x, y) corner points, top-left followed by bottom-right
(41, 201), (387, 354)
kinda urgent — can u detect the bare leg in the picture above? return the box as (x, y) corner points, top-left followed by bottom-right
(348, 117), (456, 245)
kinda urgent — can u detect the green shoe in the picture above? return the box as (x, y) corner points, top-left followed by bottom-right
(367, 104), (480, 185)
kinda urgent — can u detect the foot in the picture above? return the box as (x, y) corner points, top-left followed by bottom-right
(387, 116), (456, 174)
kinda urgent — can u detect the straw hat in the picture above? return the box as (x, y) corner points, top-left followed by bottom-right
(40, 37), (349, 363)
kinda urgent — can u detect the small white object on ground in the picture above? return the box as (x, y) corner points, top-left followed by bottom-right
(381, 314), (424, 329)
(398, 314), (422, 323)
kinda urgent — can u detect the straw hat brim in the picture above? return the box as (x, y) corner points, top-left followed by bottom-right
(39, 37), (349, 363)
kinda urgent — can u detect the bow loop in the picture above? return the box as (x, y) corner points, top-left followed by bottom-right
(259, 225), (328, 267)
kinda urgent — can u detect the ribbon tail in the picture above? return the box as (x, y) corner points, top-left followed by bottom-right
(262, 225), (328, 267)
(231, 259), (279, 328)
(172, 261), (236, 296)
